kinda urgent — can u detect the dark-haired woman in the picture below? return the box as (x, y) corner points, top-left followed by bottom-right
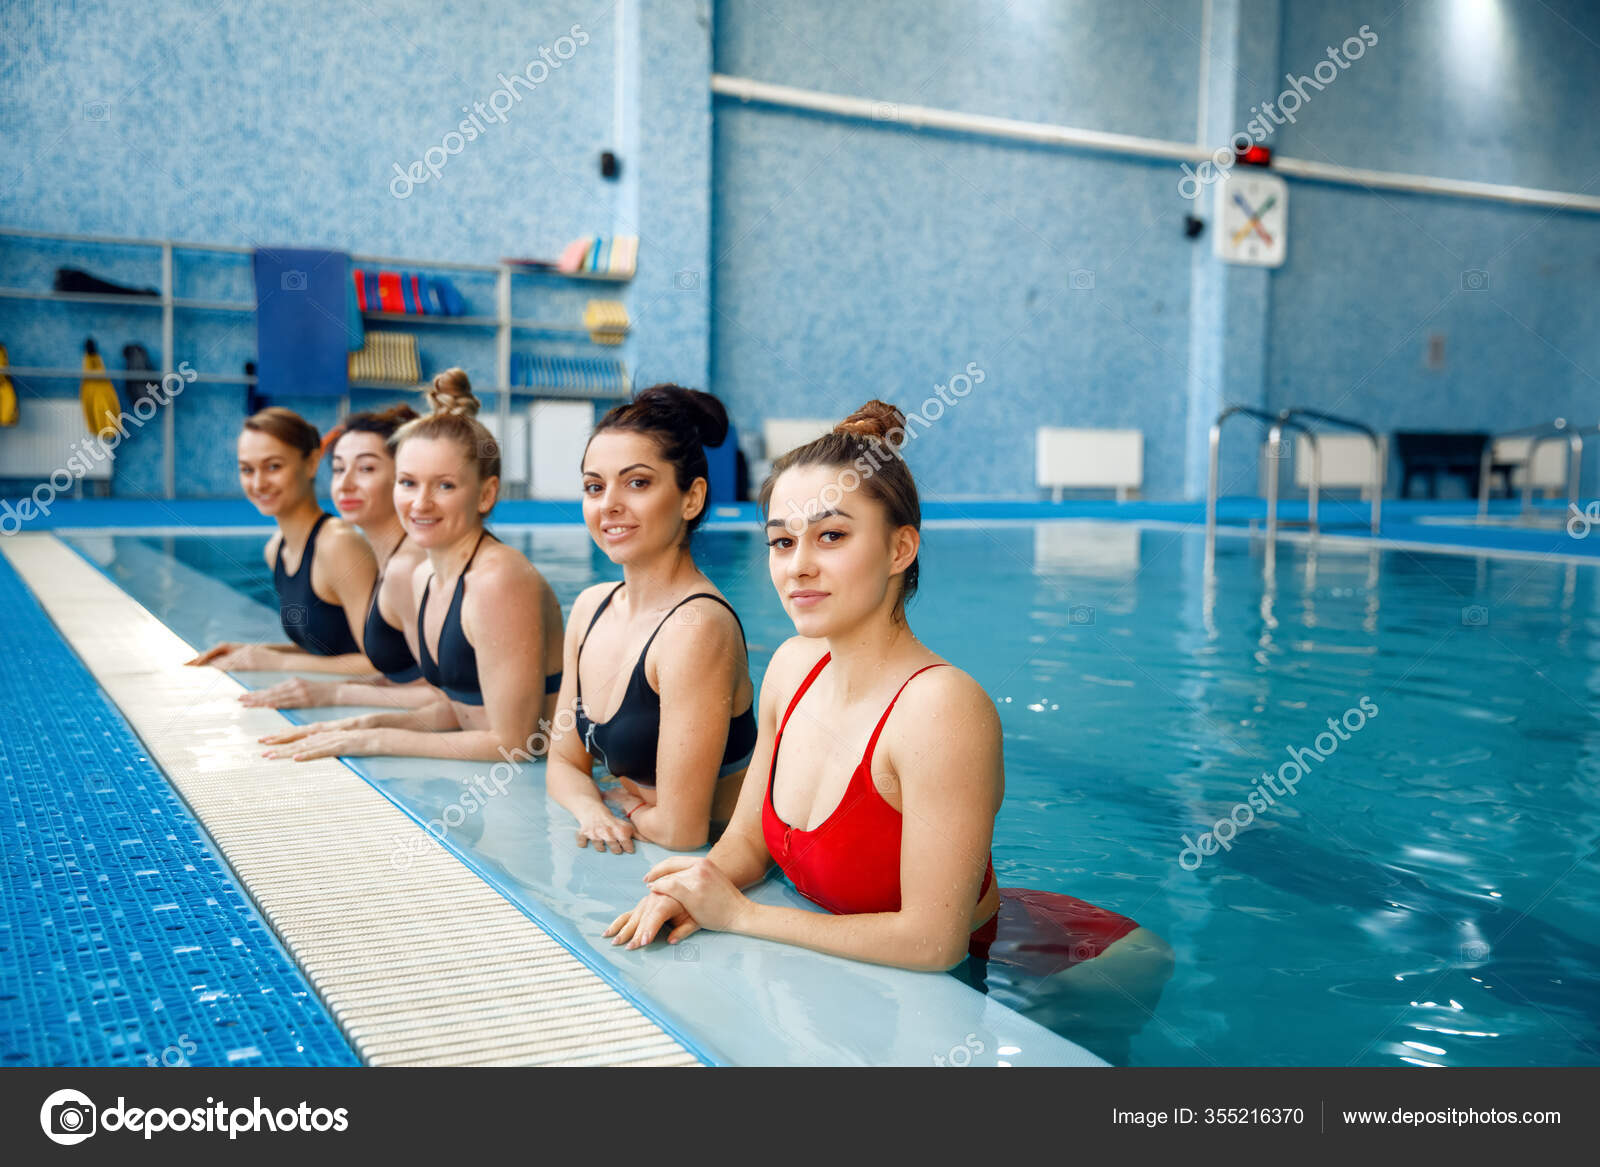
(546, 385), (757, 854)
(604, 401), (1173, 1064)
(241, 405), (440, 711)
(261, 371), (565, 764)
(187, 407), (377, 674)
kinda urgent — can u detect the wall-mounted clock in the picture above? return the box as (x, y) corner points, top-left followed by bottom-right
(1214, 172), (1287, 267)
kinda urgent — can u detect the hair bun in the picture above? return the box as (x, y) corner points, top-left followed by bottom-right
(633, 384), (729, 448)
(428, 368), (480, 418)
(835, 400), (905, 442)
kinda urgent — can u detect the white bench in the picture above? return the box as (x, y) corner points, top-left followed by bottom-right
(1293, 434), (1379, 496)
(1036, 427), (1143, 501)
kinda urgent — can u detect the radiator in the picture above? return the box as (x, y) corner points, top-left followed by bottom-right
(0, 398), (115, 482)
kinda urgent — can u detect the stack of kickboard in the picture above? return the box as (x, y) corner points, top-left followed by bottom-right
(352, 269), (465, 315)
(555, 235), (637, 278)
(348, 332), (421, 386)
(510, 353), (628, 395)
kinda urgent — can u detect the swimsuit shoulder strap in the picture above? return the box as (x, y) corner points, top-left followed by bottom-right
(636, 592), (744, 665)
(861, 662), (950, 772)
(777, 653), (832, 738)
(574, 582), (627, 703)
(579, 582), (627, 647)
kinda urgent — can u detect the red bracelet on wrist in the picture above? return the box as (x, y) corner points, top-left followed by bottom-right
(625, 801), (644, 819)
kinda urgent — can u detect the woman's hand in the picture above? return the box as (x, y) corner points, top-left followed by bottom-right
(644, 857), (749, 935)
(185, 642), (240, 666)
(261, 726), (381, 761)
(240, 676), (335, 708)
(575, 807), (636, 855)
(259, 714), (368, 746)
(207, 644), (285, 671)
(604, 859), (703, 949)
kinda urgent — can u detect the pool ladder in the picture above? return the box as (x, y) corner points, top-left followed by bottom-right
(1205, 406), (1386, 568)
(1475, 418), (1587, 523)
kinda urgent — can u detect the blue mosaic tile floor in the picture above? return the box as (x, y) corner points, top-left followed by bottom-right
(0, 550), (357, 1067)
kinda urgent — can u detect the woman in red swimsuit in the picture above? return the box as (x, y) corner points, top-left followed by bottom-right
(604, 400), (1173, 1062)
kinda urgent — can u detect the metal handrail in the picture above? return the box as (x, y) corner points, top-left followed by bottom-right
(1476, 418), (1584, 520)
(1280, 407), (1386, 536)
(1205, 406), (1319, 567)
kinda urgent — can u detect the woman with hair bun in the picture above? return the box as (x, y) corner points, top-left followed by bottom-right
(605, 400), (1173, 1064)
(188, 407), (377, 674)
(261, 370), (565, 764)
(546, 384), (758, 853)
(241, 403), (440, 711)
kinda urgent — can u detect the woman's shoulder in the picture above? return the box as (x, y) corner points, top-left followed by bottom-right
(317, 517), (376, 563)
(759, 634), (832, 711)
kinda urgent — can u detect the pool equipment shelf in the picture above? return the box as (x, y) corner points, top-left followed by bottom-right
(0, 225), (636, 499)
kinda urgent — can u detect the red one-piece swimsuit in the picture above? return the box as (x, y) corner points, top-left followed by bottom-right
(761, 653), (1140, 981)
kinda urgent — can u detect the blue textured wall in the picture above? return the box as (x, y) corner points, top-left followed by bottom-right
(0, 0), (709, 496)
(4, 0), (1598, 501)
(711, 0), (1600, 500)
(1263, 0), (1600, 495)
(711, 0), (1205, 499)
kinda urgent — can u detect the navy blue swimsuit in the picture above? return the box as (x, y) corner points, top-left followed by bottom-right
(416, 531), (561, 705)
(573, 583), (758, 787)
(273, 513), (361, 657)
(363, 534), (421, 683)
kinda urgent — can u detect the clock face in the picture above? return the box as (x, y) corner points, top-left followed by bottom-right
(1214, 173), (1288, 267)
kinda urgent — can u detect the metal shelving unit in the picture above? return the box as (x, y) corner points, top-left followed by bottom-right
(0, 225), (633, 498)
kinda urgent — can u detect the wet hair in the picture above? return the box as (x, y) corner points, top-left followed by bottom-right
(242, 407), (319, 458)
(588, 384), (729, 540)
(325, 403), (421, 456)
(758, 399), (921, 620)
(391, 369), (501, 494)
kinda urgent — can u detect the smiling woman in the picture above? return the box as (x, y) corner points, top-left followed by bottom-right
(186, 407), (377, 675)
(258, 371), (565, 765)
(238, 404), (444, 713)
(545, 385), (758, 854)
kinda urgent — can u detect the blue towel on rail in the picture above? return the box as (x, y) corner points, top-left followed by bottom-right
(252, 248), (351, 398)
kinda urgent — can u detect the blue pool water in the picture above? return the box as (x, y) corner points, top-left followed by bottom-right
(71, 521), (1600, 1067)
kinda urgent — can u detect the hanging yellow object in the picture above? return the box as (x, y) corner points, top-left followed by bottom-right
(80, 338), (122, 439)
(0, 343), (17, 427)
(583, 299), (629, 345)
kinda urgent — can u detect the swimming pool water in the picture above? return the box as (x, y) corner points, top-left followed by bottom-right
(75, 522), (1600, 1067)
